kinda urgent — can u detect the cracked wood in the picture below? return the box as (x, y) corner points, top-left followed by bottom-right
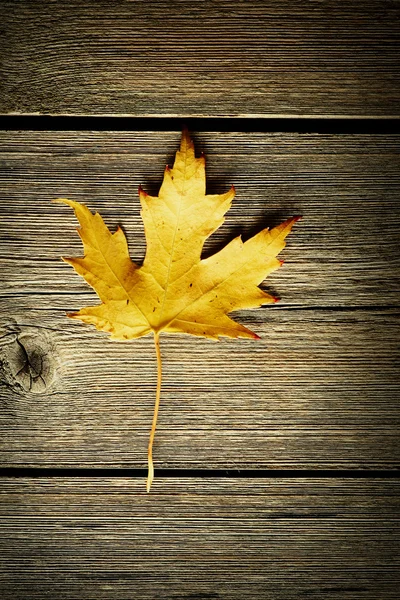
(2, 0), (400, 117)
(0, 131), (399, 469)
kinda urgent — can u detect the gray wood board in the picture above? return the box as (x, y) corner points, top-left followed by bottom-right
(1, 478), (399, 599)
(1, 131), (399, 307)
(2, 0), (400, 117)
(0, 131), (399, 468)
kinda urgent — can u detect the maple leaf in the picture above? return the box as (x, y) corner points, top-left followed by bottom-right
(54, 130), (300, 491)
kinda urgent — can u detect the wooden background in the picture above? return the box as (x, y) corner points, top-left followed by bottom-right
(1, 1), (399, 599)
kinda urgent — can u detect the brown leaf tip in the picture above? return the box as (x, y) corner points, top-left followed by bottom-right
(253, 333), (262, 340)
(273, 296), (281, 303)
(138, 185), (148, 196)
(180, 128), (193, 151)
(293, 215), (303, 222)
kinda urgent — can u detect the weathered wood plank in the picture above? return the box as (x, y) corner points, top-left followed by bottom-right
(1, 131), (399, 307)
(0, 131), (399, 468)
(0, 309), (399, 468)
(0, 478), (399, 599)
(2, 1), (400, 117)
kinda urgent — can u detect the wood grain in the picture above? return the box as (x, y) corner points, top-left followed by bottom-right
(2, 0), (400, 117)
(1, 308), (399, 468)
(0, 478), (399, 599)
(0, 131), (399, 469)
(1, 131), (399, 307)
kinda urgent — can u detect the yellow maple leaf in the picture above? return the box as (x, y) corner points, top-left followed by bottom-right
(54, 130), (300, 491)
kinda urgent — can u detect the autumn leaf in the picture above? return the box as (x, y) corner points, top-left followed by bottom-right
(54, 130), (300, 491)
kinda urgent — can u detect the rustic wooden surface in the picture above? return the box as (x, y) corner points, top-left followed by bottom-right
(1, 2), (400, 595)
(0, 131), (399, 469)
(1, 478), (399, 599)
(2, 0), (400, 117)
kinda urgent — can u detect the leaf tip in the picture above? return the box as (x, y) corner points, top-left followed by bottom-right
(181, 126), (192, 149)
(273, 296), (281, 304)
(66, 311), (79, 319)
(138, 185), (148, 197)
(253, 332), (262, 340)
(293, 215), (303, 222)
(52, 197), (70, 206)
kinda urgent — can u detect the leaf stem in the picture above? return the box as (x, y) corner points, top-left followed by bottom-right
(147, 331), (162, 492)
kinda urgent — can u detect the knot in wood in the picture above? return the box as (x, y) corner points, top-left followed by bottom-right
(0, 325), (57, 394)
